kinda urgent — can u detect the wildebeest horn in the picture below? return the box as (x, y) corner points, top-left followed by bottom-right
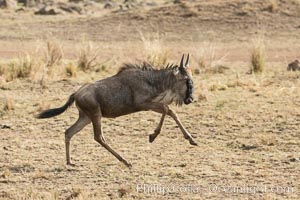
(185, 53), (190, 67)
(180, 54), (185, 69)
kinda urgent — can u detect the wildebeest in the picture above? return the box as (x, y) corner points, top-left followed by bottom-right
(287, 60), (300, 71)
(37, 54), (196, 168)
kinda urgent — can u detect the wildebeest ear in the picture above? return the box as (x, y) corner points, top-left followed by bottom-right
(179, 54), (185, 69)
(185, 53), (190, 67)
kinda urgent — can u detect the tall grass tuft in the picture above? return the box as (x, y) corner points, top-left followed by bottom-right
(195, 42), (227, 74)
(65, 62), (77, 77)
(77, 41), (99, 72)
(45, 41), (63, 68)
(0, 54), (34, 81)
(250, 38), (265, 74)
(140, 32), (169, 68)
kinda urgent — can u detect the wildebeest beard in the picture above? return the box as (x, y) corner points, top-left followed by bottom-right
(184, 79), (194, 104)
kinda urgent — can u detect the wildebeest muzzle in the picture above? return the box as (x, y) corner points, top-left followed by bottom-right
(184, 79), (194, 104)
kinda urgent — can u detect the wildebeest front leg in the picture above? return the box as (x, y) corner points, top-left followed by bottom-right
(168, 109), (197, 146)
(91, 116), (132, 168)
(138, 103), (169, 143)
(149, 112), (166, 143)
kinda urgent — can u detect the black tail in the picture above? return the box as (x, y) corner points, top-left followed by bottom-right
(37, 93), (75, 119)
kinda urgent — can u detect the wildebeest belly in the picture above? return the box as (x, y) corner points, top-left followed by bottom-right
(95, 83), (141, 118)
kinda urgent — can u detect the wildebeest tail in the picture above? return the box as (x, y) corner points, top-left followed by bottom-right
(37, 93), (75, 119)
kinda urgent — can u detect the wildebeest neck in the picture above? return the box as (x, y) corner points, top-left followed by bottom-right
(145, 70), (177, 93)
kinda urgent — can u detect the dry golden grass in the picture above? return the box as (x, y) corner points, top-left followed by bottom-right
(0, 54), (36, 82)
(3, 96), (15, 111)
(33, 170), (50, 180)
(45, 40), (63, 68)
(195, 42), (227, 74)
(77, 41), (99, 72)
(0, 168), (11, 179)
(35, 101), (51, 113)
(140, 32), (169, 67)
(267, 0), (279, 13)
(250, 38), (265, 74)
(255, 133), (278, 146)
(65, 62), (78, 77)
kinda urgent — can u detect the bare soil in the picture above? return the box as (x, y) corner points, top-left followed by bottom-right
(0, 0), (299, 199)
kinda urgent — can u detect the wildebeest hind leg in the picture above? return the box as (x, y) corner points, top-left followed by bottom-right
(65, 110), (91, 166)
(91, 115), (132, 168)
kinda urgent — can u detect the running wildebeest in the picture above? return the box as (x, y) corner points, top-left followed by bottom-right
(37, 54), (196, 168)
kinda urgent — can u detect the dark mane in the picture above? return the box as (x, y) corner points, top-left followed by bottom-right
(117, 62), (178, 74)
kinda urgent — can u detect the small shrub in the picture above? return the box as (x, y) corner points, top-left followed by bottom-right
(250, 38), (265, 74)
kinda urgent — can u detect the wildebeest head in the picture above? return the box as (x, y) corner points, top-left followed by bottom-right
(172, 54), (194, 105)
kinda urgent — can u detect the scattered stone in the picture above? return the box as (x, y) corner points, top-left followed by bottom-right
(59, 3), (83, 14)
(0, 124), (11, 129)
(240, 144), (257, 150)
(34, 6), (63, 15)
(104, 1), (115, 9)
(69, 0), (84, 3)
(289, 157), (299, 162)
(287, 60), (300, 71)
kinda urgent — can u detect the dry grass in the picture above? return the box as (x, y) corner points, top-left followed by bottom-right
(35, 101), (51, 113)
(267, 0), (279, 13)
(77, 41), (99, 72)
(65, 62), (78, 77)
(140, 32), (169, 67)
(45, 41), (63, 68)
(0, 168), (11, 179)
(195, 42), (227, 74)
(3, 96), (15, 111)
(250, 38), (265, 74)
(33, 170), (50, 180)
(0, 54), (35, 82)
(255, 133), (277, 146)
(65, 188), (90, 200)
(0, 53), (42, 82)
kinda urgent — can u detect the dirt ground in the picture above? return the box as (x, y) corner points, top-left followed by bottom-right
(0, 0), (300, 199)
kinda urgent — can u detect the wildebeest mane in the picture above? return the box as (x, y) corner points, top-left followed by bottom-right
(117, 62), (178, 74)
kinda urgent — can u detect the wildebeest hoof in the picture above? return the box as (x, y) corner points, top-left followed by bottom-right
(67, 162), (76, 167)
(189, 139), (198, 146)
(149, 134), (156, 143)
(125, 162), (132, 169)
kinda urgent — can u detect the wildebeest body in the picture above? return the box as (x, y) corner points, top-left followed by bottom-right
(37, 54), (196, 168)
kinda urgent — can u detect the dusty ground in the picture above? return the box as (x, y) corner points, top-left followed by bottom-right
(0, 0), (300, 199)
